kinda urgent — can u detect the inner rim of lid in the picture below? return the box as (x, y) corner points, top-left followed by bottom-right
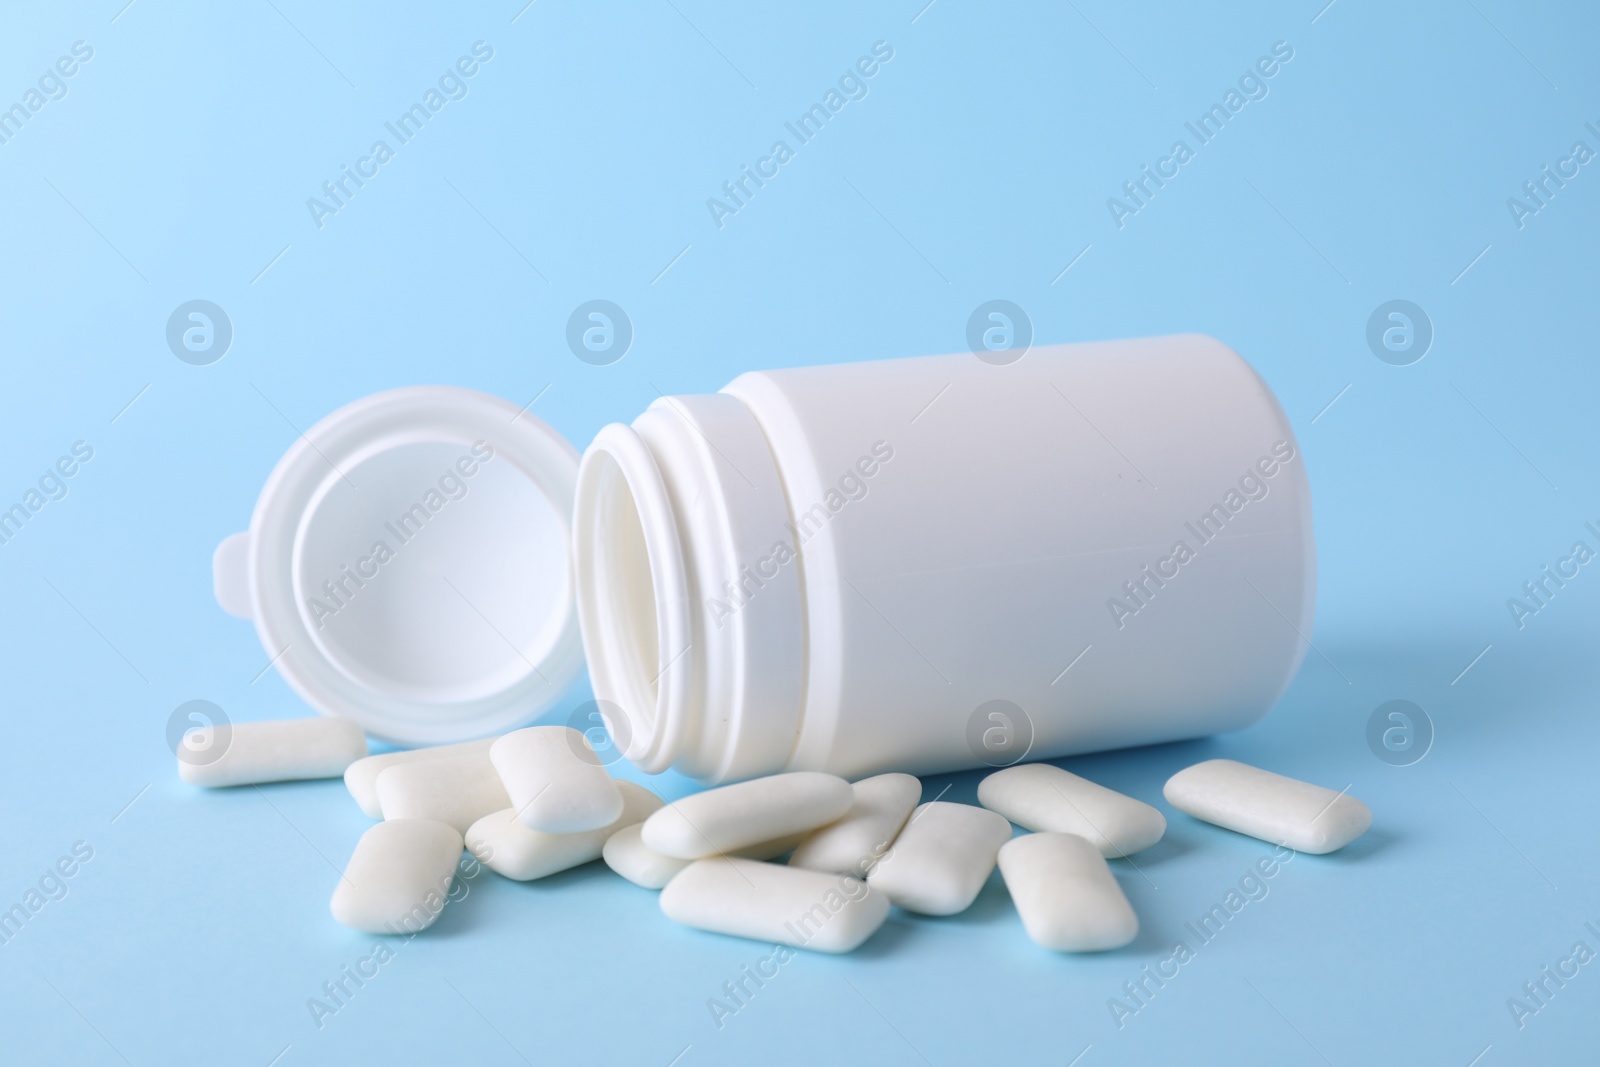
(292, 432), (570, 705)
(247, 387), (583, 745)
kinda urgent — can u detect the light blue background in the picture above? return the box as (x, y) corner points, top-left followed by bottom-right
(2, 1), (1597, 1064)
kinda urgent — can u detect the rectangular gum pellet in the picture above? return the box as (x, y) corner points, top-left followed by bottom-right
(998, 832), (1138, 951)
(375, 752), (511, 834)
(732, 831), (813, 862)
(178, 717), (367, 788)
(490, 726), (624, 833)
(604, 823), (692, 889)
(788, 773), (921, 877)
(330, 818), (464, 934)
(465, 781), (662, 881)
(1163, 759), (1372, 854)
(344, 738), (496, 819)
(605, 824), (810, 889)
(977, 763), (1165, 858)
(865, 801), (1012, 916)
(659, 857), (889, 953)
(640, 772), (853, 859)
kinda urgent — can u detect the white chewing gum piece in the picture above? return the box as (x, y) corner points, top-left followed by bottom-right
(866, 801), (1012, 916)
(998, 832), (1138, 951)
(603, 823), (691, 889)
(605, 824), (806, 887)
(330, 818), (463, 934)
(490, 726), (624, 833)
(178, 717), (367, 788)
(977, 763), (1165, 858)
(375, 752), (511, 834)
(659, 857), (889, 953)
(1163, 759), (1372, 855)
(465, 781), (662, 881)
(641, 772), (853, 860)
(344, 739), (496, 819)
(789, 773), (921, 877)
(732, 831), (813, 862)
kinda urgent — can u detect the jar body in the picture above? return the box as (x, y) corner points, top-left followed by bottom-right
(573, 335), (1315, 783)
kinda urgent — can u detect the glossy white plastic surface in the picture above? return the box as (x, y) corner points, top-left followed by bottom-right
(215, 387), (582, 746)
(573, 336), (1315, 782)
(217, 340), (1312, 777)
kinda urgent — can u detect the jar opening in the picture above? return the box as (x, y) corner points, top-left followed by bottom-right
(572, 424), (693, 772)
(588, 453), (660, 714)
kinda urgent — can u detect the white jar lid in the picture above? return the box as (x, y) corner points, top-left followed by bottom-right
(213, 386), (583, 745)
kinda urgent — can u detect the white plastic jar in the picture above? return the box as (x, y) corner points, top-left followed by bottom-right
(572, 334), (1314, 783)
(216, 335), (1312, 783)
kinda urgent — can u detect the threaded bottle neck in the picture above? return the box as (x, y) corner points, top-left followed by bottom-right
(572, 392), (805, 782)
